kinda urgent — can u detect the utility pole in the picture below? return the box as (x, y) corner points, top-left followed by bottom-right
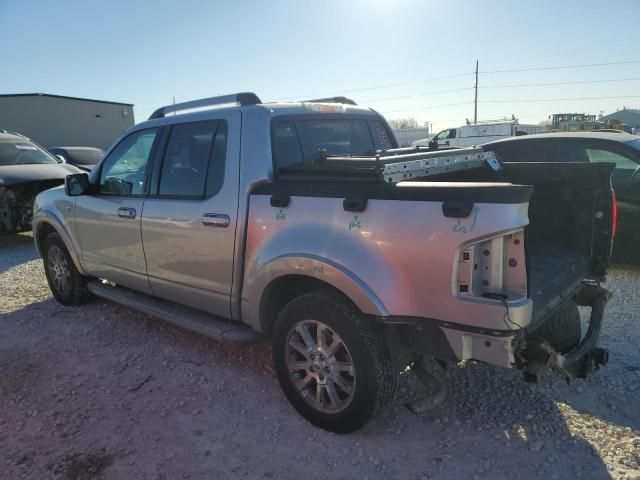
(474, 60), (478, 125)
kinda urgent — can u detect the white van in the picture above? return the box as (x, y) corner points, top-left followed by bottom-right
(412, 121), (545, 148)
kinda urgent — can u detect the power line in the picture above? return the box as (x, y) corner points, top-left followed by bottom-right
(360, 87), (473, 104)
(482, 77), (640, 89)
(273, 72), (475, 101)
(481, 60), (640, 74)
(482, 95), (640, 103)
(383, 101), (474, 115)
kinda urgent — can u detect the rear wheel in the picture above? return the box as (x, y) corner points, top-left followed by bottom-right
(533, 302), (581, 353)
(43, 232), (91, 306)
(272, 290), (397, 433)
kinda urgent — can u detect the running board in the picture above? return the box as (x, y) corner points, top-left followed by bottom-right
(87, 281), (264, 345)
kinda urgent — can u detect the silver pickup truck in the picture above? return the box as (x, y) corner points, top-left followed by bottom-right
(33, 93), (615, 432)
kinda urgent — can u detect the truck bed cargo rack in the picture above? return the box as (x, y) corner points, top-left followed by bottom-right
(379, 147), (502, 183)
(302, 147), (502, 183)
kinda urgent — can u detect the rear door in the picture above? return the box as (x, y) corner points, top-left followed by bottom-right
(75, 127), (160, 293)
(140, 111), (240, 318)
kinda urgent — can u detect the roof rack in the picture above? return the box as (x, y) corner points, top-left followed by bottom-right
(149, 92), (261, 120)
(302, 96), (357, 106)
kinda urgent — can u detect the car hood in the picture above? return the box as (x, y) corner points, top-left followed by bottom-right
(0, 163), (82, 186)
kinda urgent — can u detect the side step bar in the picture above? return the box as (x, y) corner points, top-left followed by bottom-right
(87, 281), (264, 345)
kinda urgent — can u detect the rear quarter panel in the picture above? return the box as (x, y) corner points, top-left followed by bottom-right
(242, 194), (531, 332)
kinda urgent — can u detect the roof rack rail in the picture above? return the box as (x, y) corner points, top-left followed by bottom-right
(302, 96), (357, 106)
(149, 92), (261, 120)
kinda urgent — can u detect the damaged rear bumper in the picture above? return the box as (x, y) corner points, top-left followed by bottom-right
(515, 283), (611, 382)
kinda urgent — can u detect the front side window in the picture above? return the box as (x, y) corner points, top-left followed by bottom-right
(435, 129), (456, 141)
(158, 120), (227, 197)
(99, 128), (158, 195)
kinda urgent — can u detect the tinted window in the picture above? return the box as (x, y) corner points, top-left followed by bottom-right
(0, 138), (57, 165)
(99, 128), (158, 195)
(158, 120), (227, 197)
(206, 121), (227, 197)
(370, 121), (393, 150)
(65, 149), (103, 165)
(296, 119), (374, 157)
(586, 148), (638, 169)
(272, 118), (395, 169)
(272, 121), (303, 167)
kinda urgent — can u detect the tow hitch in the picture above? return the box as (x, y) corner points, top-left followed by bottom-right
(515, 283), (611, 383)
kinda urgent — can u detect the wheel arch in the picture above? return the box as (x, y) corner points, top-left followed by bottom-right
(34, 216), (86, 276)
(247, 255), (389, 336)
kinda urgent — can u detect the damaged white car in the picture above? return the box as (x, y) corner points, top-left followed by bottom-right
(0, 130), (82, 233)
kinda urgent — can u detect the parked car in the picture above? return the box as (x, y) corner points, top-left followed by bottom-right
(484, 132), (640, 256)
(48, 146), (103, 172)
(33, 93), (613, 432)
(0, 130), (82, 233)
(412, 120), (545, 149)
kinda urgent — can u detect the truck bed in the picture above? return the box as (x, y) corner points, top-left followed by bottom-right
(528, 249), (589, 326)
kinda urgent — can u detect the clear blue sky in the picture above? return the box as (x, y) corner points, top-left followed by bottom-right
(1, 0), (639, 131)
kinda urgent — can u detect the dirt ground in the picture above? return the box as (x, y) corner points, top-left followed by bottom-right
(1, 232), (639, 480)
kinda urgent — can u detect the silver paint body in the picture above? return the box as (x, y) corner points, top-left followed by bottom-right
(33, 102), (533, 368)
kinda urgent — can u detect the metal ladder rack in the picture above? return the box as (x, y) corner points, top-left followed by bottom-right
(380, 147), (502, 183)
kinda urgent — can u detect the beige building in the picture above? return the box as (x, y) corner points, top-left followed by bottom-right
(0, 93), (134, 150)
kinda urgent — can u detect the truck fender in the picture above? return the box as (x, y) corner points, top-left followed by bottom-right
(241, 253), (389, 332)
(33, 209), (87, 276)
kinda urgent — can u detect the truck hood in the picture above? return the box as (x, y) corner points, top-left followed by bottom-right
(0, 163), (82, 186)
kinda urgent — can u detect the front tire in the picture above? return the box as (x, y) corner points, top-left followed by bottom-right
(42, 232), (91, 306)
(272, 290), (397, 433)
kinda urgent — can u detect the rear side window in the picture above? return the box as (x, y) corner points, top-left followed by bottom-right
(272, 122), (303, 167)
(586, 148), (638, 169)
(158, 120), (227, 197)
(271, 117), (394, 169)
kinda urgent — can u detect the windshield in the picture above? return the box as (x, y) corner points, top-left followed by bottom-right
(272, 117), (394, 169)
(627, 139), (640, 151)
(0, 138), (57, 166)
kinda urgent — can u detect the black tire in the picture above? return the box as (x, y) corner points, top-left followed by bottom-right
(533, 302), (581, 353)
(272, 290), (397, 433)
(42, 232), (91, 306)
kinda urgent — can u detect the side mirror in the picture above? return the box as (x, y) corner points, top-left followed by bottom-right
(55, 154), (66, 164)
(65, 173), (90, 196)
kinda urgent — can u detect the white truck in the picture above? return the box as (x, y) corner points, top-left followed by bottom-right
(33, 94), (613, 432)
(412, 120), (546, 148)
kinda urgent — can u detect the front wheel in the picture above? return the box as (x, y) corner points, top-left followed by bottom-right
(272, 291), (397, 433)
(42, 232), (91, 306)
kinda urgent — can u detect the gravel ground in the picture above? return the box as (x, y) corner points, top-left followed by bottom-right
(1, 232), (639, 480)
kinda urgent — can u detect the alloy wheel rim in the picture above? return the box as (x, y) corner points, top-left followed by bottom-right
(47, 245), (71, 296)
(285, 320), (356, 414)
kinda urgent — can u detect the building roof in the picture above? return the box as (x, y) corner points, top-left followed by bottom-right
(0, 93), (133, 107)
(600, 108), (640, 125)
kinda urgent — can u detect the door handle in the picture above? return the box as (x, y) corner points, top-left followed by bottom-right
(117, 207), (137, 219)
(201, 213), (230, 228)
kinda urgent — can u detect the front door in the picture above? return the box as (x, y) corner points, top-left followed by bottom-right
(140, 112), (240, 318)
(75, 127), (160, 294)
